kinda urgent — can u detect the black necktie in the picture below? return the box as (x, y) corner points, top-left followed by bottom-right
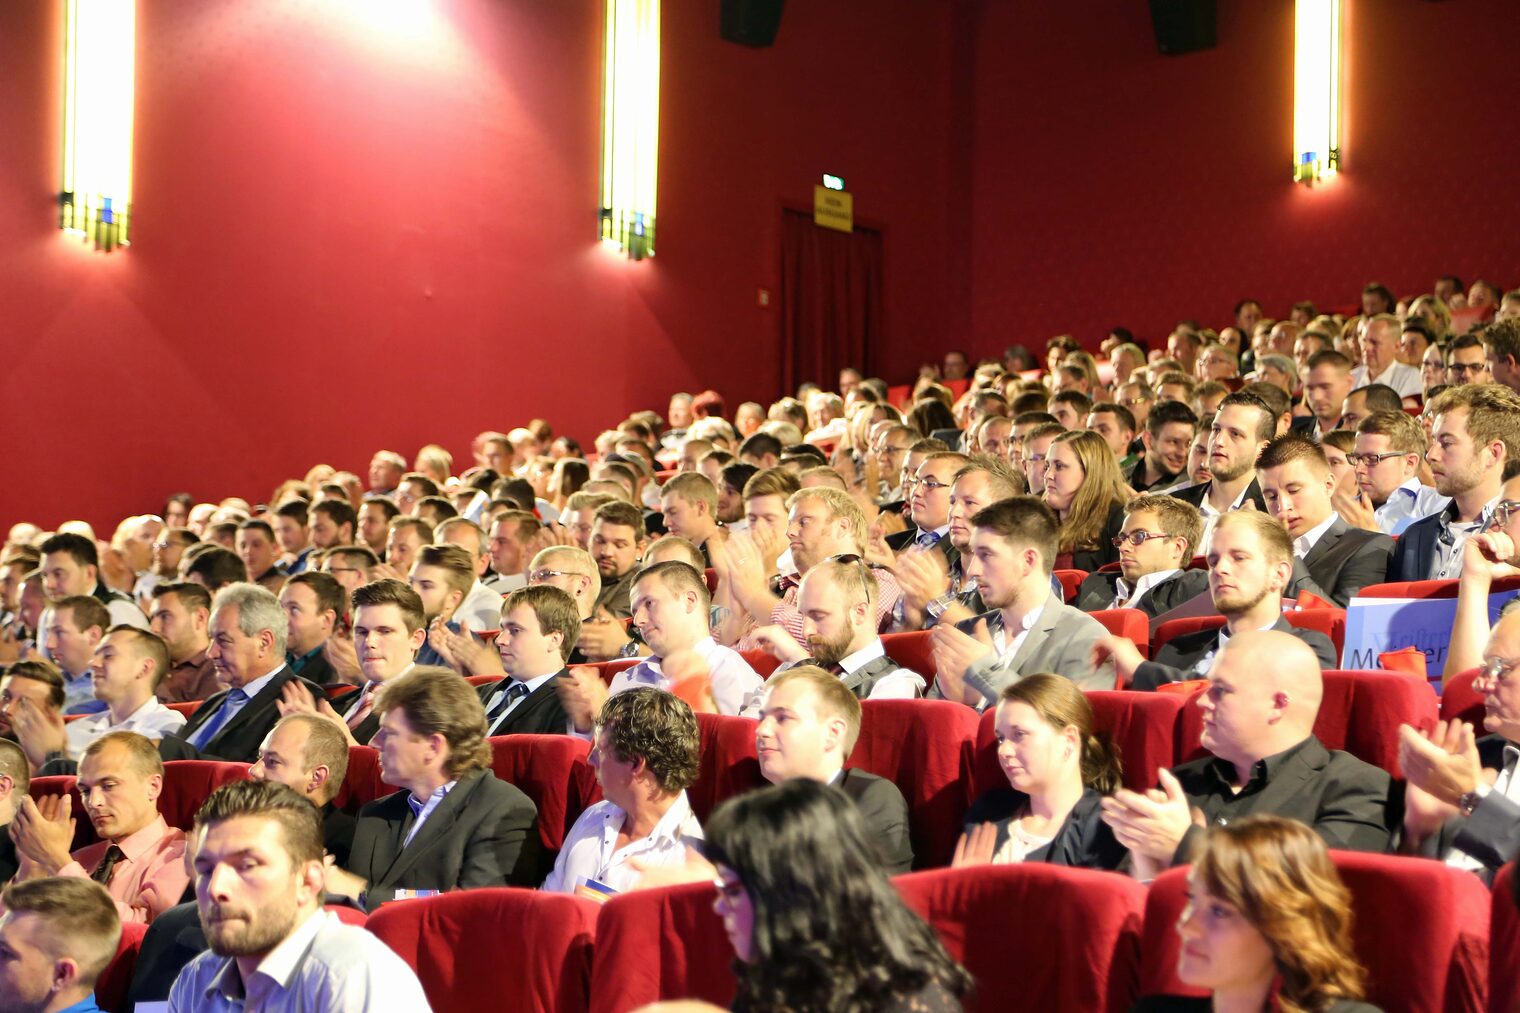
(91, 845), (125, 885)
(487, 682), (531, 727)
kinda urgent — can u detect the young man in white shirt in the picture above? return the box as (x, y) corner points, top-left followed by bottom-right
(543, 687), (703, 898)
(43, 627), (185, 770)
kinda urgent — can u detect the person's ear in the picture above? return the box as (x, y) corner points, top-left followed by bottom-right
(307, 765), (329, 796)
(408, 626), (428, 653)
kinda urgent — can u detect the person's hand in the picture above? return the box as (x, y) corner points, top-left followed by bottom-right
(1461, 532), (1520, 588)
(11, 795), (76, 876)
(576, 608), (634, 662)
(1100, 769), (1196, 865)
(929, 619), (994, 705)
(895, 548), (952, 612)
(1090, 635), (1146, 689)
(749, 625), (807, 664)
(661, 647), (718, 713)
(723, 533), (768, 592)
(1398, 720), (1481, 807)
(524, 522), (577, 567)
(369, 561), (407, 583)
(557, 666), (610, 733)
(425, 618), (461, 669)
(951, 822), (999, 867)
(322, 856), (368, 900)
(11, 697), (67, 771)
(277, 680), (358, 744)
(1401, 779), (1459, 849)
(0, 623), (23, 665)
(863, 523), (896, 568)
(1331, 480), (1379, 533)
(749, 524), (786, 580)
(323, 635), (364, 685)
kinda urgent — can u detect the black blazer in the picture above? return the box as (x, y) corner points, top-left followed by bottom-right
(837, 767), (914, 874)
(158, 666), (323, 764)
(1066, 502), (1127, 573)
(1073, 568), (1210, 618)
(295, 649), (341, 690)
(1132, 615), (1338, 690)
(963, 786), (1126, 870)
(348, 768), (540, 907)
(1171, 478), (1268, 514)
(1385, 509), (1446, 583)
(0, 829), (16, 884)
(476, 672), (571, 736)
(1295, 517), (1395, 607)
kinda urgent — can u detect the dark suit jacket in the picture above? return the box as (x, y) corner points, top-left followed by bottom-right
(158, 666), (323, 764)
(1172, 478), (1268, 514)
(1294, 517), (1395, 607)
(0, 827), (16, 884)
(1073, 568), (1210, 618)
(1171, 735), (1392, 862)
(963, 786), (1126, 870)
(293, 649), (340, 689)
(837, 767), (914, 874)
(348, 768), (540, 907)
(1132, 615), (1338, 690)
(1385, 509), (1446, 583)
(476, 672), (571, 736)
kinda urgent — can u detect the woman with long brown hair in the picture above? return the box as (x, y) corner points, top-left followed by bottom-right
(1134, 815), (1382, 1013)
(1040, 429), (1130, 571)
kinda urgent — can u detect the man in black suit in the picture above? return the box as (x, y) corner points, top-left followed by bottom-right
(1092, 511), (1339, 690)
(1101, 630), (1391, 880)
(591, 500), (647, 621)
(754, 666), (913, 872)
(278, 572), (347, 688)
(326, 666), (539, 909)
(1386, 383), (1520, 582)
(885, 451), (968, 559)
(1171, 392), (1276, 547)
(1255, 434), (1395, 607)
(479, 585), (575, 736)
(1073, 494), (1209, 616)
(158, 583), (322, 763)
(1125, 400), (1198, 493)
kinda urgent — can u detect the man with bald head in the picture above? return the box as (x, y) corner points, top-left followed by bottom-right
(1101, 630), (1391, 878)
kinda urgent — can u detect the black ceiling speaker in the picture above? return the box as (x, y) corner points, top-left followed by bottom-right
(1149, 0), (1217, 55)
(721, 0), (785, 48)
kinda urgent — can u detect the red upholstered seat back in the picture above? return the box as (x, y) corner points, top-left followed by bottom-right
(1493, 864), (1520, 1013)
(1142, 853), (1491, 1012)
(1440, 666), (1485, 728)
(881, 630), (935, 682)
(1286, 607), (1347, 656)
(581, 658), (641, 686)
(96, 921), (149, 1013)
(488, 734), (602, 854)
(367, 887), (599, 1013)
(1153, 615), (1224, 654)
(1054, 569), (1088, 603)
(589, 881), (735, 1013)
(160, 760), (250, 830)
(1176, 669), (1438, 773)
(688, 712), (765, 823)
(848, 699), (979, 868)
(332, 745), (396, 811)
(896, 864), (1146, 1013)
(973, 691), (1189, 797)
(1091, 607), (1151, 660)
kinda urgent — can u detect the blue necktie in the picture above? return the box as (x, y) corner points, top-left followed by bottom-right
(190, 688), (248, 751)
(916, 530), (942, 548)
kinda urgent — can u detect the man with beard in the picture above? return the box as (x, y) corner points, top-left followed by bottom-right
(753, 559), (924, 698)
(1172, 392), (1275, 553)
(169, 780), (428, 1011)
(591, 501), (647, 621)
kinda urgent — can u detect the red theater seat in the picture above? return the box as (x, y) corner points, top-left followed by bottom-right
(849, 699), (979, 868)
(1054, 569), (1088, 604)
(332, 745), (395, 811)
(1493, 864), (1519, 1013)
(704, 567), (717, 592)
(1091, 607), (1150, 660)
(973, 690), (1188, 797)
(896, 864), (1146, 1013)
(590, 881), (735, 1013)
(1176, 669), (1437, 773)
(881, 630), (935, 681)
(687, 712), (765, 823)
(1356, 576), (1520, 600)
(579, 658), (641, 686)
(739, 649), (780, 677)
(1440, 666), (1485, 728)
(368, 888), (599, 1013)
(1141, 852), (1490, 1012)
(159, 760), (250, 830)
(1153, 609), (1346, 658)
(96, 921), (149, 1013)
(488, 734), (602, 856)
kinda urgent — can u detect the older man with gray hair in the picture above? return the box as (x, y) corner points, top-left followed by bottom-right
(158, 583), (322, 763)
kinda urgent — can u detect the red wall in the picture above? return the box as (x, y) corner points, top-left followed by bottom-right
(963, 0), (1520, 354)
(0, 0), (961, 530)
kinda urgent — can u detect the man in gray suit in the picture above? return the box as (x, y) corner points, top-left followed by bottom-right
(929, 496), (1114, 708)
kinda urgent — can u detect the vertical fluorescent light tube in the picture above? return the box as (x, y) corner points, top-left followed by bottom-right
(600, 0), (659, 259)
(61, 0), (135, 249)
(1292, 0), (1340, 185)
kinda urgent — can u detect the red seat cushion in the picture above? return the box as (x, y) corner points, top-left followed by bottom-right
(488, 734), (602, 854)
(1054, 569), (1088, 604)
(848, 699), (979, 868)
(881, 630), (935, 682)
(1141, 852), (1490, 1011)
(687, 712), (765, 824)
(1493, 864), (1520, 1013)
(96, 921), (149, 1013)
(1440, 666), (1485, 728)
(973, 691), (1188, 797)
(1091, 607), (1151, 661)
(159, 760), (251, 831)
(368, 887), (599, 1013)
(896, 864), (1146, 1013)
(1176, 670), (1438, 774)
(589, 881), (735, 1013)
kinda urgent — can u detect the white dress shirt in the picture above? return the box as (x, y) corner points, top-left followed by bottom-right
(991, 600), (1047, 661)
(65, 697), (186, 758)
(542, 791), (703, 897)
(607, 637), (762, 718)
(836, 639), (925, 699)
(1350, 360), (1423, 398)
(1375, 480), (1451, 536)
(1112, 568), (1182, 609)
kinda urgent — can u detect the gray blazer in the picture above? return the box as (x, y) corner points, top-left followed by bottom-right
(936, 591), (1114, 706)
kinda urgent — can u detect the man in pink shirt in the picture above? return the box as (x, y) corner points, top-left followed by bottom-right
(8, 730), (189, 924)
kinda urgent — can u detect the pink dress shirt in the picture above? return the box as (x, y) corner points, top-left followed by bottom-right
(60, 815), (189, 924)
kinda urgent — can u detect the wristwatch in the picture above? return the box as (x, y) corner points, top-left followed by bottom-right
(1458, 783), (1491, 817)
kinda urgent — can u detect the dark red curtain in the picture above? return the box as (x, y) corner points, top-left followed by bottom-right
(779, 209), (884, 393)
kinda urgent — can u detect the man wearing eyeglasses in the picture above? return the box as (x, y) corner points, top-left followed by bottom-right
(871, 424), (919, 509)
(1074, 495), (1209, 616)
(1336, 411), (1450, 536)
(1445, 335), (1493, 386)
(886, 452), (968, 556)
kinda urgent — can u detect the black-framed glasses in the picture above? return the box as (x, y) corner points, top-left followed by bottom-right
(915, 478), (952, 493)
(1111, 530), (1177, 549)
(1449, 362), (1489, 376)
(1349, 451), (1405, 469)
